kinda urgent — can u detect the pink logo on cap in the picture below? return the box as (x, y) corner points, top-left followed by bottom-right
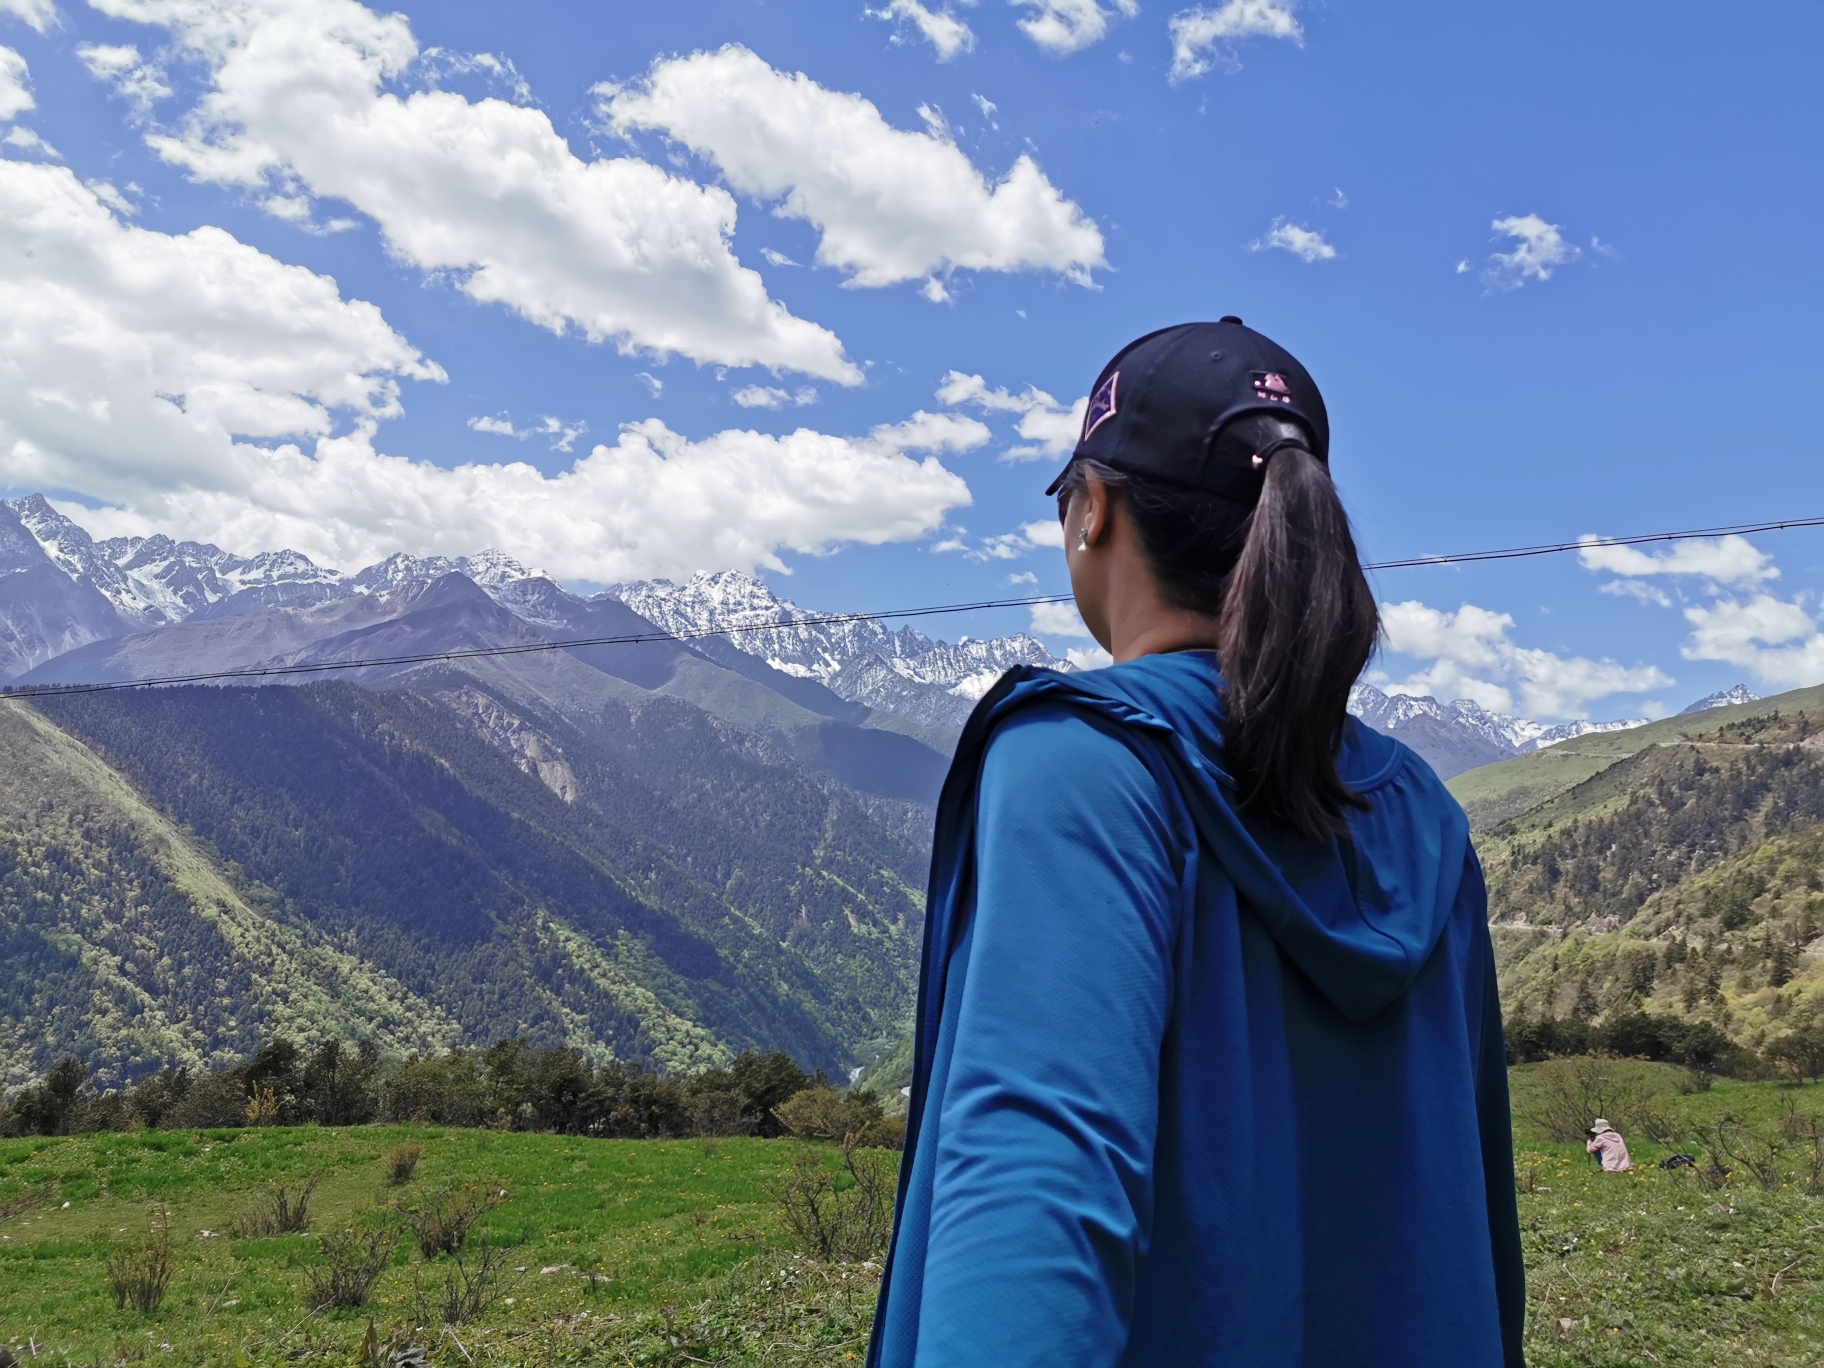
(1082, 372), (1119, 440)
(1251, 371), (1293, 404)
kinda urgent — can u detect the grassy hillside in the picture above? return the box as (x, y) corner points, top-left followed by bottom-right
(10, 1079), (1824, 1366)
(0, 681), (928, 1086)
(1478, 699), (1824, 1050)
(1449, 683), (1824, 830)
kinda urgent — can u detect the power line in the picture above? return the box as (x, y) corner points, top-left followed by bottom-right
(3, 513), (1820, 701)
(1361, 515), (1824, 571)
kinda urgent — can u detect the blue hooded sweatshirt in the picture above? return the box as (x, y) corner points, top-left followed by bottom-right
(868, 652), (1524, 1367)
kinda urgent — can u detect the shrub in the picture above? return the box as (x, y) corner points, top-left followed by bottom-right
(244, 1082), (282, 1127)
(382, 1052), (490, 1128)
(304, 1226), (398, 1310)
(416, 1235), (512, 1323)
(409, 1183), (503, 1260)
(383, 1142), (423, 1186)
(771, 1137), (897, 1263)
(1505, 1012), (1743, 1074)
(231, 1173), (321, 1238)
(1512, 1056), (1671, 1144)
(686, 1091), (753, 1138)
(775, 1086), (903, 1149)
(107, 1210), (174, 1313)
(0, 1181), (50, 1224)
(161, 1072), (252, 1130)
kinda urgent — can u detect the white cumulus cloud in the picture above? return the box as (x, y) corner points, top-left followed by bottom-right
(869, 0), (976, 60)
(0, 159), (442, 483)
(92, 0), (859, 382)
(865, 410), (993, 455)
(602, 46), (1105, 292)
(466, 413), (586, 451)
(1578, 534), (1776, 588)
(1483, 213), (1579, 290)
(0, 0), (54, 32)
(1247, 217), (1335, 262)
(1683, 594), (1824, 689)
(1169, 0), (1302, 81)
(0, 162), (974, 581)
(0, 44), (32, 120)
(3, 125), (53, 156)
(1379, 598), (1672, 719)
(77, 42), (173, 113)
(733, 384), (818, 409)
(1068, 644), (1113, 669)
(1031, 599), (1095, 637)
(937, 369), (1087, 460)
(1013, 0), (1138, 55)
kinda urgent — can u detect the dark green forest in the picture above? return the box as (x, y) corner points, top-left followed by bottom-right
(0, 682), (926, 1087)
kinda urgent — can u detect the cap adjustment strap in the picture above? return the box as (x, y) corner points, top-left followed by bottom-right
(1248, 436), (1311, 470)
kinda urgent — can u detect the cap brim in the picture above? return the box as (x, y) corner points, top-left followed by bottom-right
(1042, 456), (1074, 497)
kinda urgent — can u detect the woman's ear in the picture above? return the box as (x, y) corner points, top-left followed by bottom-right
(1079, 471), (1111, 549)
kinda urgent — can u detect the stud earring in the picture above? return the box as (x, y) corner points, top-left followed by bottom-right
(1077, 528), (1089, 551)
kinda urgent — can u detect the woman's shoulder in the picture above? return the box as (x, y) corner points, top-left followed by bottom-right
(980, 696), (1176, 808)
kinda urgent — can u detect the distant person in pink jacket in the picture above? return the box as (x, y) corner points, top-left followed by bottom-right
(1587, 1119), (1632, 1172)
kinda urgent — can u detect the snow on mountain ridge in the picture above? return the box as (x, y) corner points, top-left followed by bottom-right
(351, 550), (540, 595)
(609, 571), (1068, 707)
(5, 496), (551, 625)
(1680, 684), (1760, 714)
(1348, 682), (1651, 759)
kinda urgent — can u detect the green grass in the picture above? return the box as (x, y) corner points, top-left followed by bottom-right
(0, 1124), (877, 1365)
(15, 1082), (1824, 1365)
(1516, 1145), (1824, 1366)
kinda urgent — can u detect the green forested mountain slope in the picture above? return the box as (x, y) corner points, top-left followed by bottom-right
(0, 680), (926, 1088)
(0, 697), (460, 1092)
(1447, 682), (1824, 830)
(1476, 701), (1824, 1049)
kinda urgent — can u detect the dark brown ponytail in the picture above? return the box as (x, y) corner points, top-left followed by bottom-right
(1214, 448), (1378, 841)
(1054, 440), (1378, 842)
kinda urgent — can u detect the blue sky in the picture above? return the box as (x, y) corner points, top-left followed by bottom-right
(0, 0), (1819, 719)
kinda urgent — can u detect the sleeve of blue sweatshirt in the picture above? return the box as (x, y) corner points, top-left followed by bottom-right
(914, 704), (1183, 1366)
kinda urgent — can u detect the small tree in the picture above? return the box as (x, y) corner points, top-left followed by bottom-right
(1765, 1028), (1824, 1084)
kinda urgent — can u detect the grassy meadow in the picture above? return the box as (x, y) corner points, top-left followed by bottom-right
(0, 1125), (878, 1365)
(11, 1076), (1824, 1364)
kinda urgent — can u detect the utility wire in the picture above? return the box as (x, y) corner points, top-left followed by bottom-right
(1361, 515), (1824, 571)
(2, 513), (1820, 701)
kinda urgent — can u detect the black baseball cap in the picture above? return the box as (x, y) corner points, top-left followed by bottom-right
(1044, 317), (1329, 498)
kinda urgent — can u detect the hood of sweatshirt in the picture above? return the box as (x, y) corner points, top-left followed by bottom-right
(957, 652), (1472, 1024)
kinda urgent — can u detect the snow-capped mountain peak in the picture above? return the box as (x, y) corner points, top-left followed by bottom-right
(1679, 684), (1759, 714)
(351, 550), (540, 595)
(1347, 682), (1653, 780)
(609, 569), (1067, 721)
(7, 496), (352, 625)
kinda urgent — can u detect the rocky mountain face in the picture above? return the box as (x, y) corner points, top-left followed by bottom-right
(0, 501), (128, 678)
(1681, 684), (1761, 714)
(608, 571), (1067, 727)
(10, 495), (350, 627)
(1347, 682), (1660, 782)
